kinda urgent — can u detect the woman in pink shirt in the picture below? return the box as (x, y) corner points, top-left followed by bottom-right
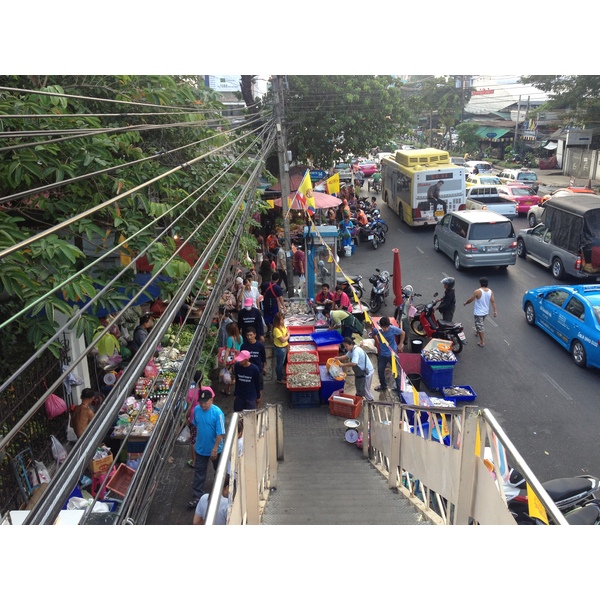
(334, 285), (352, 311)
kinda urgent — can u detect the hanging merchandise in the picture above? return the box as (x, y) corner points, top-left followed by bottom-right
(45, 393), (68, 419)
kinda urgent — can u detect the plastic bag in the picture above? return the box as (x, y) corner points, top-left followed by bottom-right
(177, 425), (191, 444)
(220, 367), (232, 386)
(66, 414), (78, 443)
(67, 497), (110, 512)
(33, 460), (51, 485)
(45, 393), (68, 419)
(50, 435), (68, 464)
(144, 359), (159, 378)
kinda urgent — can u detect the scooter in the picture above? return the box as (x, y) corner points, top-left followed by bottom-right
(355, 223), (383, 249)
(393, 285), (421, 328)
(368, 268), (391, 313)
(410, 293), (466, 354)
(368, 210), (388, 234)
(336, 275), (364, 300)
(504, 468), (600, 524)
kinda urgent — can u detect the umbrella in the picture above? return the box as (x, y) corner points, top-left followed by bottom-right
(392, 247), (402, 307)
(272, 191), (342, 210)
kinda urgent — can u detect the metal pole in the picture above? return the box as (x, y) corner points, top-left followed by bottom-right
(513, 95), (522, 157)
(272, 75), (295, 298)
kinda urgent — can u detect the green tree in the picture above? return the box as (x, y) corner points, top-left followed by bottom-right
(456, 122), (480, 154)
(0, 75), (263, 365)
(520, 75), (600, 127)
(283, 76), (409, 167)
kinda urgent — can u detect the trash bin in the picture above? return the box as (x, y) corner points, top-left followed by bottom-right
(410, 339), (423, 353)
(407, 373), (421, 391)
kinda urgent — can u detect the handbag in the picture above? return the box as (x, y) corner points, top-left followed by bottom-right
(218, 346), (240, 366)
(45, 393), (68, 419)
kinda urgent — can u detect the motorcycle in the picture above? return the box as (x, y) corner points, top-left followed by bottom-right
(368, 268), (391, 313)
(368, 210), (389, 234)
(355, 223), (383, 249)
(368, 178), (381, 193)
(410, 292), (466, 353)
(564, 500), (600, 525)
(369, 221), (386, 247)
(504, 468), (600, 524)
(336, 275), (364, 300)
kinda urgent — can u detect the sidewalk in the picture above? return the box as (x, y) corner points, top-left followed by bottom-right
(527, 169), (600, 191)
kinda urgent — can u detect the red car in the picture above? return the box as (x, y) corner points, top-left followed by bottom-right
(498, 184), (541, 214)
(358, 161), (378, 177)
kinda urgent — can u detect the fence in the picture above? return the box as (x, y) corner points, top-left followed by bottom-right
(364, 400), (567, 525)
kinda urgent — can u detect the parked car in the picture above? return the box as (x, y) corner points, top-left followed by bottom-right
(450, 157), (467, 167)
(358, 161), (378, 177)
(526, 187), (599, 227)
(522, 284), (600, 368)
(496, 184), (540, 215)
(517, 194), (600, 280)
(333, 162), (350, 174)
(497, 167), (540, 193)
(465, 160), (494, 174)
(433, 210), (517, 270)
(466, 174), (502, 188)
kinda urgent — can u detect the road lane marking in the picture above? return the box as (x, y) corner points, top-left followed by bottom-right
(504, 339), (510, 346)
(415, 246), (425, 254)
(542, 373), (573, 401)
(487, 318), (498, 328)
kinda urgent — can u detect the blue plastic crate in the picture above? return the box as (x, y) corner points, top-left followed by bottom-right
(421, 360), (454, 390)
(442, 385), (477, 402)
(420, 354), (457, 368)
(291, 389), (320, 408)
(311, 330), (344, 346)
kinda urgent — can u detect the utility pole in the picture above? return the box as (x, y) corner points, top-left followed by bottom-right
(513, 95), (522, 158)
(272, 75), (295, 298)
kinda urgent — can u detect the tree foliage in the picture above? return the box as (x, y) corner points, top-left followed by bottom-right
(0, 75), (262, 366)
(520, 75), (600, 127)
(283, 76), (409, 167)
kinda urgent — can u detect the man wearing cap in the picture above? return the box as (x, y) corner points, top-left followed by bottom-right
(233, 350), (261, 411)
(237, 297), (265, 341)
(188, 389), (226, 509)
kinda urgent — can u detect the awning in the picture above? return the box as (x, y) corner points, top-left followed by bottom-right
(543, 141), (558, 150)
(475, 126), (512, 141)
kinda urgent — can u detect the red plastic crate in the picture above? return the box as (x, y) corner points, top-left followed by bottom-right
(328, 393), (362, 419)
(286, 362), (319, 376)
(106, 464), (135, 497)
(287, 325), (315, 335)
(287, 349), (319, 364)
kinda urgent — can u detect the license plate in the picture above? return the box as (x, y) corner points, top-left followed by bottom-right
(458, 332), (466, 341)
(434, 210), (445, 217)
(488, 246), (499, 252)
(368, 235), (374, 240)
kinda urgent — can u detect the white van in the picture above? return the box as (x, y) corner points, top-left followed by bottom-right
(465, 160), (494, 174)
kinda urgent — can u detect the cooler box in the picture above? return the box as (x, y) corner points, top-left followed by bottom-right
(318, 343), (340, 365)
(319, 365), (345, 403)
(420, 356), (455, 390)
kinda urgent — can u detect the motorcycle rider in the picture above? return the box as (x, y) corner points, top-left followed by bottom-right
(437, 277), (456, 322)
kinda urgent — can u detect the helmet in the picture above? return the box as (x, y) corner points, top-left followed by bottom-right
(402, 285), (414, 296)
(441, 277), (455, 288)
(380, 270), (390, 280)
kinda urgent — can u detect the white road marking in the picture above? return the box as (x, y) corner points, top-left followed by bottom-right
(504, 339), (510, 346)
(543, 373), (573, 401)
(487, 318), (498, 328)
(415, 246), (425, 254)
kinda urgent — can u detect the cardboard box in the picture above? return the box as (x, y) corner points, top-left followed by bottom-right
(90, 452), (113, 474)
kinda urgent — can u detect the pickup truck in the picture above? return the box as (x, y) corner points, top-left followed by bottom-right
(464, 185), (518, 219)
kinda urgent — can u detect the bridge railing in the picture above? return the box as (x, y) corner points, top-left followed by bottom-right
(364, 400), (567, 525)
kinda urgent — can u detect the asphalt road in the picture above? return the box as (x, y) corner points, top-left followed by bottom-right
(342, 182), (600, 483)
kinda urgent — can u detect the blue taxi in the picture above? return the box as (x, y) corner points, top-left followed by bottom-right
(522, 284), (600, 369)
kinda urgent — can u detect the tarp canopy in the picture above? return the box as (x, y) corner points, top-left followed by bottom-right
(543, 141), (558, 150)
(272, 191), (342, 210)
(475, 126), (512, 142)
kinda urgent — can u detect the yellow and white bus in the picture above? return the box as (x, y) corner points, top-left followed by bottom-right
(381, 148), (466, 227)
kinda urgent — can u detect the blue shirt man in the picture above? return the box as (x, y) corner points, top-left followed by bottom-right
(189, 390), (226, 507)
(373, 316), (405, 391)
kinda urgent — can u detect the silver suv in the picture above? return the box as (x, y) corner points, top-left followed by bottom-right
(498, 168), (539, 193)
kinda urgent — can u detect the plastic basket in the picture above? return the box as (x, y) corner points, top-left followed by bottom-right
(106, 464), (135, 497)
(286, 362), (319, 375)
(329, 393), (362, 419)
(421, 361), (454, 390)
(442, 385), (477, 402)
(288, 349), (319, 363)
(291, 390), (320, 408)
(287, 325), (315, 335)
(310, 330), (344, 346)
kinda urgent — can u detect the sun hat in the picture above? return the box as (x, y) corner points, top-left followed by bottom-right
(235, 350), (251, 362)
